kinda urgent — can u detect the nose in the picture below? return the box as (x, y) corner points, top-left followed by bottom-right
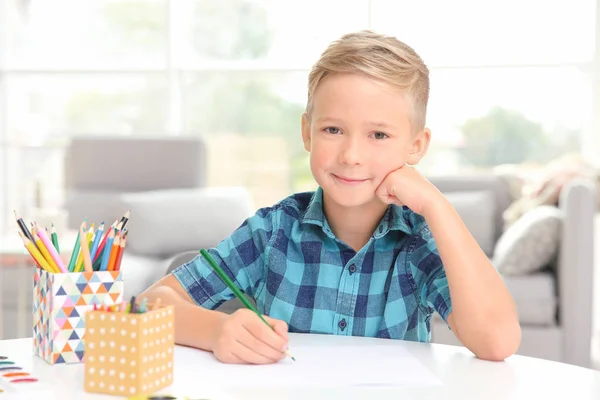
(339, 136), (363, 165)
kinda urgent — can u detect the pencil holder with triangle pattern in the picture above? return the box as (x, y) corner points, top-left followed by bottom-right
(32, 268), (124, 364)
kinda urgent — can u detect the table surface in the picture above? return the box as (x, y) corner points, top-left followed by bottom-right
(1, 333), (600, 400)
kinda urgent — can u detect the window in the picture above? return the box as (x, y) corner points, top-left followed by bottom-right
(0, 0), (598, 236)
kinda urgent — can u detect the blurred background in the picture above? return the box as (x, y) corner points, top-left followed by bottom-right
(0, 0), (599, 367)
(0, 0), (598, 231)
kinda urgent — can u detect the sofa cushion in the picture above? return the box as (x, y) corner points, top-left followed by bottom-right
(120, 187), (254, 258)
(429, 175), (514, 244)
(493, 205), (562, 275)
(443, 191), (496, 256)
(502, 272), (556, 326)
(119, 253), (168, 298)
(64, 190), (126, 230)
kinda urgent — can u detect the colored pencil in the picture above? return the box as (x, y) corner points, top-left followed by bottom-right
(129, 296), (137, 313)
(199, 249), (295, 361)
(19, 231), (54, 273)
(33, 222), (66, 273)
(106, 233), (120, 271)
(78, 222), (93, 272)
(138, 298), (148, 313)
(89, 222), (104, 262)
(14, 210), (36, 246)
(119, 209), (131, 230)
(32, 230), (59, 273)
(94, 219), (118, 264)
(50, 224), (60, 254)
(66, 225), (82, 272)
(75, 225), (94, 272)
(99, 229), (115, 271)
(113, 232), (127, 271)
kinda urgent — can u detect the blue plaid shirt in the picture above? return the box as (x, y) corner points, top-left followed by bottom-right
(173, 187), (452, 342)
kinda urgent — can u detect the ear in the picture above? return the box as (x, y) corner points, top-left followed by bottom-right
(301, 112), (311, 152)
(406, 128), (431, 165)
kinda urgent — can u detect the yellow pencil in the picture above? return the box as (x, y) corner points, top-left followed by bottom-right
(32, 231), (59, 273)
(79, 222), (94, 273)
(75, 224), (94, 272)
(19, 231), (54, 273)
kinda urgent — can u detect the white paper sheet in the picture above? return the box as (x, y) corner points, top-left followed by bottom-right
(179, 344), (442, 388)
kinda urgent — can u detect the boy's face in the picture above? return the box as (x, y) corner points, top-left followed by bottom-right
(301, 73), (430, 209)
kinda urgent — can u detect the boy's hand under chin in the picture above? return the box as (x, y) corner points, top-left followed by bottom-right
(375, 164), (442, 217)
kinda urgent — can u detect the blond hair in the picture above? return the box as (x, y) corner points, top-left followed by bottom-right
(306, 30), (429, 132)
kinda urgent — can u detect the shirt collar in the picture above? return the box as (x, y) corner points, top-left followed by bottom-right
(301, 187), (413, 238)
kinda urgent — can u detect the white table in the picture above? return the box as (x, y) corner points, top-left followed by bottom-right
(1, 333), (600, 399)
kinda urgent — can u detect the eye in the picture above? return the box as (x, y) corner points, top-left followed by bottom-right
(324, 127), (341, 135)
(371, 131), (388, 140)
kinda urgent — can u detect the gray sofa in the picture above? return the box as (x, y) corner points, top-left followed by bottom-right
(427, 175), (596, 368)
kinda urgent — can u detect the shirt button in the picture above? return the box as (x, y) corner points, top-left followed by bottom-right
(348, 264), (357, 274)
(338, 319), (347, 331)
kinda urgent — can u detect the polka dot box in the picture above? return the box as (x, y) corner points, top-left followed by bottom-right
(84, 304), (175, 397)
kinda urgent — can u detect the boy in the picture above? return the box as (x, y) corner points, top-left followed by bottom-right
(140, 30), (521, 364)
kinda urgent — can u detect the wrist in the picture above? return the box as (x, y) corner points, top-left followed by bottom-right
(204, 308), (229, 352)
(421, 191), (451, 222)
(175, 302), (228, 352)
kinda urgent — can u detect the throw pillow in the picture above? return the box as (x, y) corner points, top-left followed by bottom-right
(119, 187), (254, 257)
(493, 205), (562, 275)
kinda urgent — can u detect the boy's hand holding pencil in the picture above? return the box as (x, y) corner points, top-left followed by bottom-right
(199, 249), (294, 364)
(212, 308), (290, 365)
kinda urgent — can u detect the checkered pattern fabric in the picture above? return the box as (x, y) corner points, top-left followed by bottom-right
(173, 187), (452, 342)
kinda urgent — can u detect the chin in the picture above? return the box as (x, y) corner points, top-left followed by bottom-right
(321, 185), (378, 209)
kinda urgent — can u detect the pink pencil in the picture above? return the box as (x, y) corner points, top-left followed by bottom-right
(34, 222), (67, 273)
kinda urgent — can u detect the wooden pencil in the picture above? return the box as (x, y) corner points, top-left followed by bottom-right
(33, 222), (66, 273)
(50, 224), (60, 254)
(19, 231), (53, 273)
(32, 230), (59, 273)
(119, 209), (131, 230)
(14, 210), (36, 246)
(114, 231), (127, 271)
(106, 233), (120, 271)
(94, 219), (118, 264)
(99, 229), (115, 271)
(79, 222), (93, 272)
(66, 225), (82, 272)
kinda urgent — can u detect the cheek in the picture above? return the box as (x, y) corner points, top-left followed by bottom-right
(371, 148), (407, 179)
(309, 138), (332, 166)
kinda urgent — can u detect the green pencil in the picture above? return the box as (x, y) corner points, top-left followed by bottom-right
(50, 224), (60, 254)
(66, 225), (82, 272)
(199, 249), (295, 361)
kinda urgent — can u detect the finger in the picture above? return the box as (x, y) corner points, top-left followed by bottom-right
(233, 336), (281, 364)
(263, 316), (289, 341)
(239, 323), (286, 362)
(245, 315), (288, 352)
(215, 350), (245, 365)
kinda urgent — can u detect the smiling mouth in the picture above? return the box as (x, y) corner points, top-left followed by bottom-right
(332, 174), (368, 184)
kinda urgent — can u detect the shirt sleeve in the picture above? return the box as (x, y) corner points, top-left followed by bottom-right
(409, 225), (453, 324)
(171, 207), (275, 310)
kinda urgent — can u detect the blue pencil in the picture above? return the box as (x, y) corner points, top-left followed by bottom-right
(89, 222), (104, 264)
(99, 229), (115, 271)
